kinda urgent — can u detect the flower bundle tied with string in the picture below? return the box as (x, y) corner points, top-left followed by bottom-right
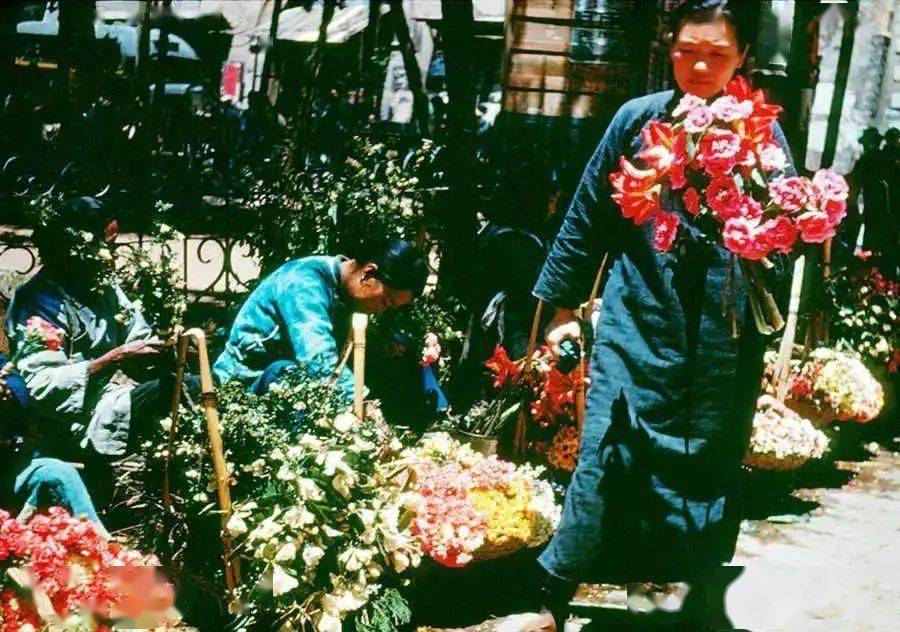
(609, 77), (849, 334)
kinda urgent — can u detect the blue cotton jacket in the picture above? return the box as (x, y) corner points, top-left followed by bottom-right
(213, 256), (353, 397)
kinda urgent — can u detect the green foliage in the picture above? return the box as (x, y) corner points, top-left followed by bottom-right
(115, 203), (188, 334)
(244, 138), (435, 274)
(350, 588), (412, 632)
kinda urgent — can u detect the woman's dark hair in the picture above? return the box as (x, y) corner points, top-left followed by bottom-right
(357, 238), (428, 296)
(669, 0), (758, 51)
(32, 196), (112, 263)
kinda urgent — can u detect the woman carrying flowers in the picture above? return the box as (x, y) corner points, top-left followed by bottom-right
(534, 1), (802, 625)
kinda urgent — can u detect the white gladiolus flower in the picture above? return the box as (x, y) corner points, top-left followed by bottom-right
(283, 507), (315, 529)
(392, 551), (410, 573)
(159, 417), (173, 432)
(315, 612), (341, 632)
(275, 542), (297, 562)
(272, 564), (299, 597)
(302, 545), (326, 567)
(225, 514), (248, 537)
(294, 478), (324, 501)
(332, 412), (358, 433)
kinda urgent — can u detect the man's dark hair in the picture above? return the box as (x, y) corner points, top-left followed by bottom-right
(669, 0), (758, 51)
(32, 196), (112, 263)
(357, 238), (428, 296)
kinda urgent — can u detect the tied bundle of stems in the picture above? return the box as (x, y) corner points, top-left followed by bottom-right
(460, 396), (522, 437)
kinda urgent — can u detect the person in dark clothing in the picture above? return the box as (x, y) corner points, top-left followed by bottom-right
(534, 2), (788, 627)
(6, 198), (194, 526)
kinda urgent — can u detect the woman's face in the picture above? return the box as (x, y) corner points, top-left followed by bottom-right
(670, 16), (746, 98)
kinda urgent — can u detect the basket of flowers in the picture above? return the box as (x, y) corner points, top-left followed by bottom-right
(787, 348), (884, 424)
(744, 395), (829, 471)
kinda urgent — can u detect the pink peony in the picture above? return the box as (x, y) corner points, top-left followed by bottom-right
(757, 141), (788, 171)
(710, 95), (754, 122)
(683, 105), (715, 133)
(796, 210), (836, 243)
(722, 217), (770, 260)
(706, 176), (743, 220)
(652, 211), (680, 252)
(768, 176), (816, 213)
(759, 216), (798, 254)
(683, 187), (701, 215)
(696, 128), (742, 176)
(812, 168), (849, 202)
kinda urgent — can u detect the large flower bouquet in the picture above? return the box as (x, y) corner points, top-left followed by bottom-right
(744, 395), (829, 471)
(405, 433), (560, 568)
(827, 264), (899, 373)
(609, 77), (849, 334)
(782, 348), (884, 424)
(0, 507), (179, 630)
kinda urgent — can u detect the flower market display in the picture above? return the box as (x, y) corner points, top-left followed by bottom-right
(827, 264), (899, 373)
(405, 433), (560, 568)
(783, 348), (885, 424)
(744, 395), (829, 471)
(609, 77), (849, 333)
(0, 507), (180, 630)
(479, 345), (587, 474)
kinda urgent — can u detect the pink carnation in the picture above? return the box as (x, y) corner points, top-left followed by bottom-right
(812, 168), (849, 202)
(768, 176), (816, 212)
(737, 195), (763, 220)
(706, 176), (743, 220)
(757, 141), (788, 171)
(710, 95), (754, 122)
(683, 105), (715, 133)
(722, 217), (770, 260)
(696, 128), (742, 176)
(759, 216), (798, 254)
(820, 198), (847, 225)
(652, 211), (680, 252)
(672, 94), (707, 118)
(796, 210), (836, 243)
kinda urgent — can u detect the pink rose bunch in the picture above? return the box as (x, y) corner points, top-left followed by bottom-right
(0, 507), (174, 629)
(608, 77), (849, 258)
(419, 332), (442, 367)
(14, 316), (65, 359)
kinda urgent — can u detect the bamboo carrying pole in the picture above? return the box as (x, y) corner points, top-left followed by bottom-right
(514, 300), (543, 455)
(164, 329), (240, 607)
(352, 313), (368, 418)
(574, 253), (609, 433)
(774, 256), (807, 401)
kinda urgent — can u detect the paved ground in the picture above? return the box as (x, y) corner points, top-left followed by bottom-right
(725, 448), (900, 631)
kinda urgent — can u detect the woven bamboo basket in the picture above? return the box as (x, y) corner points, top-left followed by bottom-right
(743, 451), (810, 471)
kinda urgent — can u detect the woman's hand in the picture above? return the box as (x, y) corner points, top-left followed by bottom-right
(89, 338), (165, 376)
(545, 307), (581, 356)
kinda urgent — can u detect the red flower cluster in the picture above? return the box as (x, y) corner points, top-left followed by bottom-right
(485, 346), (523, 390)
(0, 507), (173, 629)
(609, 77), (849, 258)
(530, 364), (586, 426)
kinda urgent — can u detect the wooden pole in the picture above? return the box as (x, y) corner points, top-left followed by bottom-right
(352, 314), (368, 418)
(166, 329), (241, 606)
(162, 328), (188, 514)
(574, 254), (609, 433)
(774, 256), (806, 401)
(821, 3), (858, 169)
(515, 300), (544, 455)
